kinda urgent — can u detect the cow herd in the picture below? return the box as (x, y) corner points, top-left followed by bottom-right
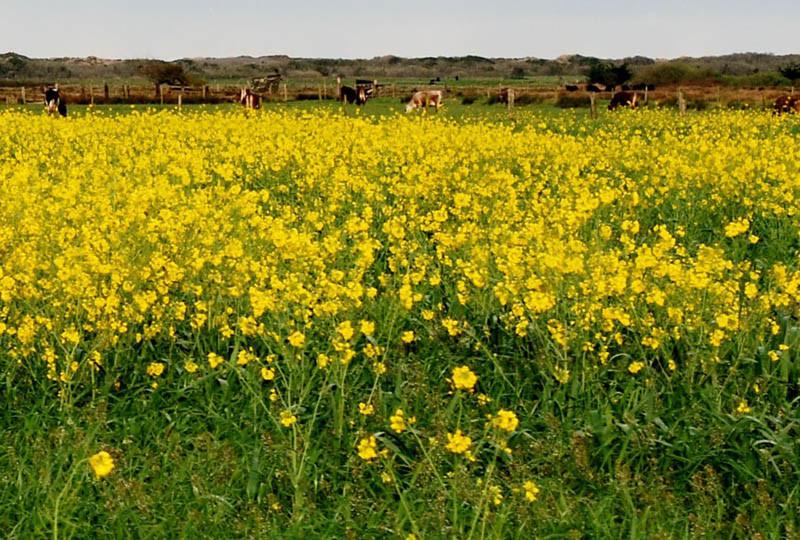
(37, 85), (800, 116)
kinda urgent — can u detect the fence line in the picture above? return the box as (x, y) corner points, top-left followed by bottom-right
(0, 83), (794, 109)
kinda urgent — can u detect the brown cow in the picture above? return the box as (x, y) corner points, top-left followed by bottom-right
(240, 88), (262, 109)
(406, 90), (443, 112)
(774, 95), (800, 115)
(608, 91), (638, 111)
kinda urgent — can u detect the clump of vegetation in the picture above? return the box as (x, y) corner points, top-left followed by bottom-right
(139, 61), (205, 94)
(779, 63), (800, 85)
(586, 61), (632, 88)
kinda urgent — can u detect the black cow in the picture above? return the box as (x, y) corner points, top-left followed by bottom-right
(608, 91), (638, 110)
(43, 87), (67, 117)
(565, 84), (580, 92)
(339, 85), (368, 105)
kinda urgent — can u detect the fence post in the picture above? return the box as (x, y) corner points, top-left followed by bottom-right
(178, 94), (182, 110)
(159, 84), (164, 105)
(21, 87), (26, 105)
(202, 85), (207, 100)
(282, 83), (288, 102)
(589, 93), (597, 119)
(644, 85), (648, 105)
(508, 88), (515, 112)
(318, 85), (322, 101)
(392, 84), (396, 99)
(90, 85), (94, 106)
(678, 88), (686, 115)
(104, 82), (109, 101)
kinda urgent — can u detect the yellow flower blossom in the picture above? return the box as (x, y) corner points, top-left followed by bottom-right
(88, 450), (115, 479)
(452, 366), (478, 391)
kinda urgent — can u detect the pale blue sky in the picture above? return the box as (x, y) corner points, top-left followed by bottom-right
(1, 0), (797, 59)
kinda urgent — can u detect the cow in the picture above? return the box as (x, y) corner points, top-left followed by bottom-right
(565, 84), (580, 92)
(43, 87), (67, 117)
(240, 88), (262, 109)
(774, 95), (800, 115)
(406, 90), (443, 112)
(586, 84), (606, 93)
(608, 91), (638, 110)
(339, 85), (368, 105)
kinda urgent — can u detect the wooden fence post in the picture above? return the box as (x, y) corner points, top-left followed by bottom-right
(178, 94), (182, 110)
(89, 85), (94, 106)
(104, 82), (109, 101)
(507, 88), (515, 112)
(336, 77), (342, 99)
(283, 83), (288, 102)
(589, 93), (597, 119)
(202, 85), (208, 100)
(318, 85), (322, 101)
(159, 84), (164, 105)
(20, 87), (26, 105)
(644, 85), (648, 105)
(678, 89), (686, 115)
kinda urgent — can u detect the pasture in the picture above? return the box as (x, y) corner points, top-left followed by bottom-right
(1, 105), (800, 538)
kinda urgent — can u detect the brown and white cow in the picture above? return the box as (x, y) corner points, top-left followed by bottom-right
(240, 88), (262, 110)
(406, 90), (443, 112)
(774, 95), (800, 115)
(608, 91), (638, 111)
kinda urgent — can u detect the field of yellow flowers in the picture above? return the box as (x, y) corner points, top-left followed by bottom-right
(2, 105), (800, 538)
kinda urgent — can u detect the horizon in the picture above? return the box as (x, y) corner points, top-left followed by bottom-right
(2, 0), (799, 61)
(3, 51), (799, 63)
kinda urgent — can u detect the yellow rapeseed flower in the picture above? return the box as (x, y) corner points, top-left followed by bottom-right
(445, 429), (472, 454)
(357, 435), (379, 461)
(279, 410), (297, 427)
(88, 450), (115, 479)
(452, 365), (478, 391)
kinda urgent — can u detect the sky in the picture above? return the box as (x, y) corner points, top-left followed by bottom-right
(1, 0), (798, 60)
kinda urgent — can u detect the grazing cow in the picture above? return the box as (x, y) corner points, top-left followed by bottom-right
(339, 85), (368, 105)
(406, 90), (443, 112)
(586, 84), (606, 93)
(43, 87), (67, 117)
(608, 91), (638, 110)
(565, 84), (580, 92)
(240, 88), (262, 109)
(773, 95), (800, 115)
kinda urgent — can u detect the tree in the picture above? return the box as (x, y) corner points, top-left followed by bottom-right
(140, 61), (191, 96)
(586, 62), (632, 88)
(779, 63), (800, 84)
